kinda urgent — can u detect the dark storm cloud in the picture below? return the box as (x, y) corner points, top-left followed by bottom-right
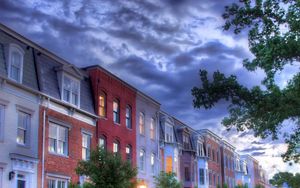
(251, 151), (266, 156)
(241, 146), (266, 153)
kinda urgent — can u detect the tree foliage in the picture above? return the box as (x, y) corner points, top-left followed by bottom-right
(154, 171), (182, 188)
(192, 0), (300, 162)
(270, 172), (300, 188)
(75, 147), (137, 188)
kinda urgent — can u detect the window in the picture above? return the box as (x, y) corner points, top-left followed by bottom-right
(8, 44), (24, 83)
(151, 153), (155, 174)
(213, 174), (216, 185)
(199, 168), (205, 185)
(99, 135), (107, 150)
(62, 75), (80, 106)
(16, 111), (30, 145)
(183, 134), (189, 149)
(113, 100), (120, 124)
(165, 124), (173, 142)
(216, 150), (219, 163)
(139, 112), (145, 135)
(48, 123), (68, 156)
(48, 178), (68, 188)
(207, 146), (211, 159)
(150, 118), (155, 140)
(0, 105), (4, 142)
(113, 140), (120, 153)
(198, 142), (204, 157)
(17, 173), (26, 188)
(212, 149), (215, 161)
(209, 172), (212, 185)
(99, 92), (106, 117)
(184, 167), (190, 181)
(139, 150), (145, 172)
(126, 145), (132, 163)
(126, 106), (132, 129)
(82, 133), (91, 160)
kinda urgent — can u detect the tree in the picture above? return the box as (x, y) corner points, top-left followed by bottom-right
(191, 0), (300, 163)
(270, 172), (300, 188)
(75, 147), (137, 188)
(154, 171), (182, 188)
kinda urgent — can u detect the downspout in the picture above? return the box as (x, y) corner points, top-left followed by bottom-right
(41, 97), (49, 188)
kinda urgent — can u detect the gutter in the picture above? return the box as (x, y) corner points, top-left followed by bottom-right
(41, 97), (49, 188)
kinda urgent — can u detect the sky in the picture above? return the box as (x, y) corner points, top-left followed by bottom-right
(1, 0), (299, 178)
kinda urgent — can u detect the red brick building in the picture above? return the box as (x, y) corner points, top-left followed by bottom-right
(221, 140), (235, 188)
(200, 129), (222, 188)
(87, 66), (137, 165)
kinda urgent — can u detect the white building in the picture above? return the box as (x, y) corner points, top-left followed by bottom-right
(0, 24), (40, 188)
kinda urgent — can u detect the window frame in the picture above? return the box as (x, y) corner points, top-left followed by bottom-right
(8, 44), (24, 83)
(150, 118), (156, 140)
(184, 166), (190, 182)
(99, 91), (107, 117)
(139, 149), (145, 172)
(199, 168), (205, 185)
(150, 153), (155, 174)
(139, 112), (145, 135)
(0, 104), (5, 142)
(99, 135), (107, 151)
(126, 145), (132, 164)
(61, 73), (80, 107)
(113, 99), (120, 124)
(48, 122), (69, 156)
(47, 177), (68, 188)
(125, 105), (132, 129)
(82, 132), (91, 160)
(113, 140), (120, 153)
(16, 111), (31, 146)
(165, 124), (173, 143)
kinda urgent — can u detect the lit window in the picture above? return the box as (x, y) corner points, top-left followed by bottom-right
(126, 145), (132, 163)
(139, 149), (145, 171)
(8, 44), (24, 83)
(82, 133), (91, 160)
(113, 100), (120, 124)
(126, 106), (132, 129)
(165, 124), (173, 142)
(48, 123), (68, 156)
(99, 135), (107, 150)
(16, 111), (30, 145)
(99, 92), (106, 117)
(48, 178), (68, 188)
(151, 153), (155, 174)
(62, 75), (80, 106)
(113, 140), (120, 153)
(150, 118), (155, 140)
(139, 112), (145, 135)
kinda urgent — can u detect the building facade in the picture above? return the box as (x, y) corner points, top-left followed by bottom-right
(159, 112), (180, 179)
(0, 25), (40, 188)
(87, 66), (137, 166)
(221, 140), (235, 188)
(234, 153), (251, 187)
(136, 92), (160, 188)
(174, 119), (197, 188)
(199, 129), (222, 188)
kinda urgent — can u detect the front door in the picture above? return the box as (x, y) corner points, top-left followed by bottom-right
(16, 173), (26, 188)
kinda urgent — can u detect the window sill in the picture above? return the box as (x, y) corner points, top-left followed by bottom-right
(48, 151), (69, 158)
(17, 143), (30, 149)
(114, 122), (121, 126)
(126, 127), (133, 131)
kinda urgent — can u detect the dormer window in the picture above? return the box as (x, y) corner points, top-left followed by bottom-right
(165, 124), (173, 143)
(62, 74), (80, 106)
(183, 134), (189, 149)
(8, 44), (24, 83)
(198, 142), (204, 157)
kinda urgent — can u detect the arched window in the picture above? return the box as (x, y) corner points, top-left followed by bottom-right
(113, 99), (120, 123)
(126, 105), (132, 129)
(8, 44), (24, 83)
(113, 140), (120, 153)
(139, 112), (145, 135)
(139, 149), (145, 171)
(150, 118), (155, 140)
(99, 135), (107, 151)
(126, 145), (132, 164)
(99, 91), (106, 117)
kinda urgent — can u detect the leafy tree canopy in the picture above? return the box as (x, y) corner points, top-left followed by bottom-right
(192, 0), (300, 162)
(75, 147), (137, 188)
(154, 171), (182, 188)
(270, 172), (300, 188)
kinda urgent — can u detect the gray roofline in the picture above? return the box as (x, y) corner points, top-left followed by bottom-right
(197, 128), (223, 140)
(137, 91), (161, 106)
(222, 139), (236, 150)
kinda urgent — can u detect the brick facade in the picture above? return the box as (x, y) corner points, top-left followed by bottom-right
(87, 66), (137, 166)
(37, 107), (97, 188)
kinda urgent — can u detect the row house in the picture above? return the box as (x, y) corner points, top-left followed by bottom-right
(174, 119), (197, 188)
(159, 112), (180, 179)
(198, 129), (223, 188)
(221, 140), (235, 188)
(241, 155), (260, 188)
(234, 153), (251, 187)
(86, 66), (137, 165)
(0, 25), (40, 188)
(135, 91), (160, 188)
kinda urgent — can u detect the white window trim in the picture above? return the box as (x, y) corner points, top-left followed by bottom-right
(165, 124), (173, 143)
(8, 43), (25, 83)
(139, 149), (146, 172)
(46, 173), (70, 188)
(16, 107), (32, 148)
(150, 118), (156, 140)
(150, 152), (156, 174)
(0, 100), (8, 142)
(48, 122), (69, 157)
(139, 112), (145, 135)
(61, 73), (81, 107)
(81, 132), (91, 161)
